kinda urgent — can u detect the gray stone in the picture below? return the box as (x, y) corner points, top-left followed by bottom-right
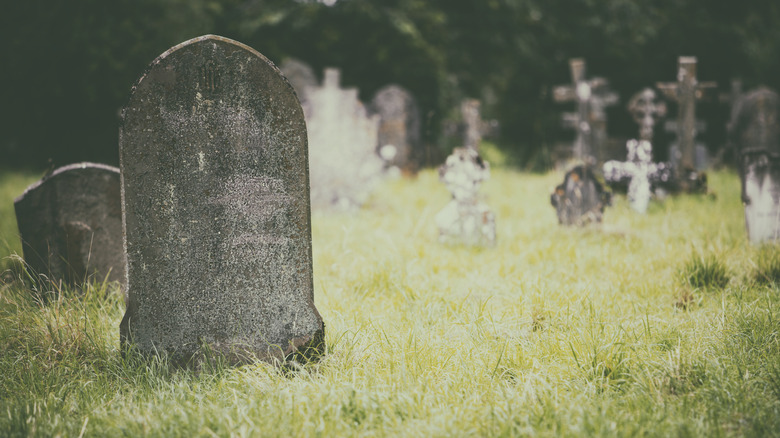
(551, 165), (611, 226)
(369, 84), (421, 173)
(553, 58), (619, 164)
(279, 58), (317, 103)
(435, 147), (496, 246)
(461, 99), (483, 151)
(657, 56), (717, 177)
(304, 68), (382, 210)
(14, 162), (125, 288)
(729, 87), (780, 243)
(602, 140), (653, 213)
(627, 88), (667, 142)
(119, 35), (324, 365)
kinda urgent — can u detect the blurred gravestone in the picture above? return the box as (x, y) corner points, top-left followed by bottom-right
(435, 147), (496, 246)
(14, 162), (125, 288)
(279, 58), (317, 103)
(551, 165), (611, 226)
(304, 68), (382, 209)
(369, 84), (422, 174)
(728, 87), (780, 243)
(553, 58), (619, 164)
(602, 140), (654, 213)
(461, 99), (483, 151)
(628, 88), (667, 142)
(657, 56), (717, 176)
(119, 35), (324, 366)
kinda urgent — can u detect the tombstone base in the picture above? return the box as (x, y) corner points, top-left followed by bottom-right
(435, 200), (496, 247)
(120, 318), (325, 367)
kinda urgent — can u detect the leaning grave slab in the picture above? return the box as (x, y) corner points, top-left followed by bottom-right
(729, 87), (780, 243)
(119, 35), (324, 365)
(14, 162), (126, 288)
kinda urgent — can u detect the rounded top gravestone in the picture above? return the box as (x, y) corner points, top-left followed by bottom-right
(119, 35), (324, 365)
(14, 162), (125, 288)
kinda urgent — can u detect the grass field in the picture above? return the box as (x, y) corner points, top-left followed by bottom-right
(1, 163), (780, 437)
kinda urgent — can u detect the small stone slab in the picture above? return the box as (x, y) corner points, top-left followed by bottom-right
(730, 87), (780, 243)
(119, 35), (324, 365)
(14, 162), (125, 287)
(370, 84), (421, 173)
(551, 165), (611, 226)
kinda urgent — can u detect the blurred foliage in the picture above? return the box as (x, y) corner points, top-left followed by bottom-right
(2, 0), (780, 169)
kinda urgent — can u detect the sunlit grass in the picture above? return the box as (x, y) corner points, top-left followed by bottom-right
(1, 167), (780, 436)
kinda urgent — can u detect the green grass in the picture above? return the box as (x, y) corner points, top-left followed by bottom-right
(2, 167), (780, 436)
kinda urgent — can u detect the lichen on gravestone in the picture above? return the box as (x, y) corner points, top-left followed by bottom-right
(119, 35), (324, 366)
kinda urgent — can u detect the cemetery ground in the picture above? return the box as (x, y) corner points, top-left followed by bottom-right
(2, 157), (780, 437)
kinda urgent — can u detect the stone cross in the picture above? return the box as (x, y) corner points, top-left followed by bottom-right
(602, 140), (654, 213)
(551, 165), (611, 226)
(461, 99), (483, 151)
(119, 35), (324, 366)
(627, 88), (667, 141)
(657, 56), (717, 174)
(554, 58), (619, 163)
(435, 147), (496, 246)
(729, 87), (780, 243)
(304, 68), (383, 210)
(14, 162), (126, 288)
(369, 84), (422, 174)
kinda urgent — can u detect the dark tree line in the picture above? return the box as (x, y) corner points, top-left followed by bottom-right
(2, 0), (779, 169)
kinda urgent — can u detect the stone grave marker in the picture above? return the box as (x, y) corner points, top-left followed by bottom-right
(657, 56), (717, 175)
(551, 165), (611, 226)
(628, 88), (667, 142)
(304, 68), (382, 210)
(553, 58), (619, 164)
(369, 84), (421, 173)
(461, 99), (483, 151)
(435, 147), (496, 246)
(602, 140), (654, 213)
(279, 58), (317, 103)
(14, 162), (126, 287)
(728, 87), (780, 243)
(119, 35), (324, 365)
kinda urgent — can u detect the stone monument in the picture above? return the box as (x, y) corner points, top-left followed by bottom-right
(119, 35), (324, 365)
(553, 58), (619, 164)
(657, 56), (717, 176)
(304, 68), (382, 209)
(14, 162), (125, 287)
(551, 165), (611, 226)
(369, 84), (422, 173)
(279, 58), (317, 103)
(602, 140), (654, 213)
(627, 88), (667, 142)
(729, 87), (780, 243)
(435, 147), (496, 246)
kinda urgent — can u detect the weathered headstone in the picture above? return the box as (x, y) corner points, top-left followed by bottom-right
(279, 58), (317, 103)
(602, 140), (654, 213)
(657, 56), (717, 176)
(729, 87), (780, 243)
(119, 35), (324, 365)
(369, 84), (422, 173)
(628, 88), (667, 142)
(551, 165), (611, 226)
(14, 162), (125, 287)
(461, 99), (483, 151)
(435, 147), (496, 246)
(304, 68), (382, 209)
(553, 58), (619, 164)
